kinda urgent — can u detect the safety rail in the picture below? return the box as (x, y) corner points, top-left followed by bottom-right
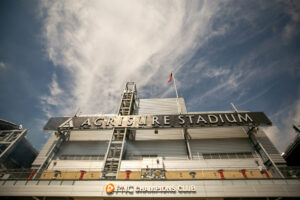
(1, 168), (299, 180)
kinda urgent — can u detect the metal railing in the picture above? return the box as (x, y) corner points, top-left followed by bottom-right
(0, 167), (299, 180)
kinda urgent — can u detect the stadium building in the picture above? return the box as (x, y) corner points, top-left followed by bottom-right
(0, 82), (300, 199)
(0, 119), (37, 176)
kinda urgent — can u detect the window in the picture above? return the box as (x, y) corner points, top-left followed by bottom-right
(244, 152), (254, 158)
(142, 155), (158, 158)
(211, 153), (220, 159)
(203, 154), (211, 159)
(228, 153), (237, 159)
(59, 155), (104, 160)
(202, 152), (254, 160)
(220, 154), (229, 159)
(237, 153), (245, 158)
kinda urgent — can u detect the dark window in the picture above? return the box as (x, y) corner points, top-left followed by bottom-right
(203, 152), (254, 159)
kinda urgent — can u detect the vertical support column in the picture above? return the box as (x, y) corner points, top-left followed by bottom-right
(184, 128), (192, 160)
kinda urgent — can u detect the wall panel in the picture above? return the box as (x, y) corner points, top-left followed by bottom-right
(124, 140), (188, 160)
(135, 129), (184, 140)
(188, 127), (248, 139)
(56, 141), (108, 157)
(69, 130), (112, 141)
(190, 138), (253, 156)
(32, 134), (57, 166)
(136, 98), (187, 115)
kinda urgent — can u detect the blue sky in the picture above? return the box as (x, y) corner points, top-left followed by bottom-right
(0, 0), (299, 152)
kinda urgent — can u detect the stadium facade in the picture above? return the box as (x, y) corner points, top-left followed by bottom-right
(0, 82), (300, 199)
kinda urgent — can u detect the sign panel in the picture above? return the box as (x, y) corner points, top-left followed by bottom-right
(44, 112), (271, 131)
(104, 183), (196, 195)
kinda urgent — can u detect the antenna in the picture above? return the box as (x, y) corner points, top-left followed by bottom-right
(74, 108), (81, 117)
(293, 124), (300, 133)
(230, 102), (238, 113)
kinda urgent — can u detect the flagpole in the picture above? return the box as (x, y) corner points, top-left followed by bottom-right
(172, 73), (181, 114)
(173, 73), (179, 99)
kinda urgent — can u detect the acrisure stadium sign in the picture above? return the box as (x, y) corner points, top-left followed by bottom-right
(44, 112), (271, 130)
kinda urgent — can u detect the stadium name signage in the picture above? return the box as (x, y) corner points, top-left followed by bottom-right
(44, 112), (271, 130)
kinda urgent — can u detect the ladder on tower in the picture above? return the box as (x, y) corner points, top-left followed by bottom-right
(101, 82), (136, 179)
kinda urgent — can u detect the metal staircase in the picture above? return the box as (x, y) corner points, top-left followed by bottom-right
(101, 82), (136, 179)
(33, 127), (70, 179)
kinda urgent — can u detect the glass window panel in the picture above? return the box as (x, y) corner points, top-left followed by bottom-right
(228, 153), (236, 159)
(237, 153), (245, 158)
(211, 153), (219, 159)
(244, 152), (254, 158)
(220, 153), (228, 159)
(203, 154), (211, 159)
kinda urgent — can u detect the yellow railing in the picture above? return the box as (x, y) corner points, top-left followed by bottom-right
(2, 168), (291, 180)
(40, 171), (100, 180)
(117, 169), (271, 180)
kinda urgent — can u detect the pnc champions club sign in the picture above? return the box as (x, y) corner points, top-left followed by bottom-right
(44, 112), (271, 131)
(105, 183), (196, 194)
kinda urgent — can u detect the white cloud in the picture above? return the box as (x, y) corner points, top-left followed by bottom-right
(39, 0), (226, 116)
(0, 61), (6, 69)
(49, 74), (62, 96)
(282, 0), (300, 41)
(203, 67), (230, 78)
(190, 73), (240, 105)
(40, 73), (68, 118)
(264, 95), (300, 152)
(187, 60), (264, 107)
(40, 73), (62, 106)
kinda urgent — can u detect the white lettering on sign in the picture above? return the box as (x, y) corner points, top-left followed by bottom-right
(238, 113), (253, 122)
(59, 118), (73, 128)
(108, 184), (196, 194)
(45, 112), (269, 131)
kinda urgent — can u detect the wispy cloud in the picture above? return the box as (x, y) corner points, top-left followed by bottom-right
(48, 74), (62, 96)
(264, 91), (300, 152)
(203, 67), (230, 78)
(282, 0), (300, 42)
(40, 73), (69, 118)
(39, 0), (226, 116)
(0, 61), (6, 69)
(237, 83), (276, 107)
